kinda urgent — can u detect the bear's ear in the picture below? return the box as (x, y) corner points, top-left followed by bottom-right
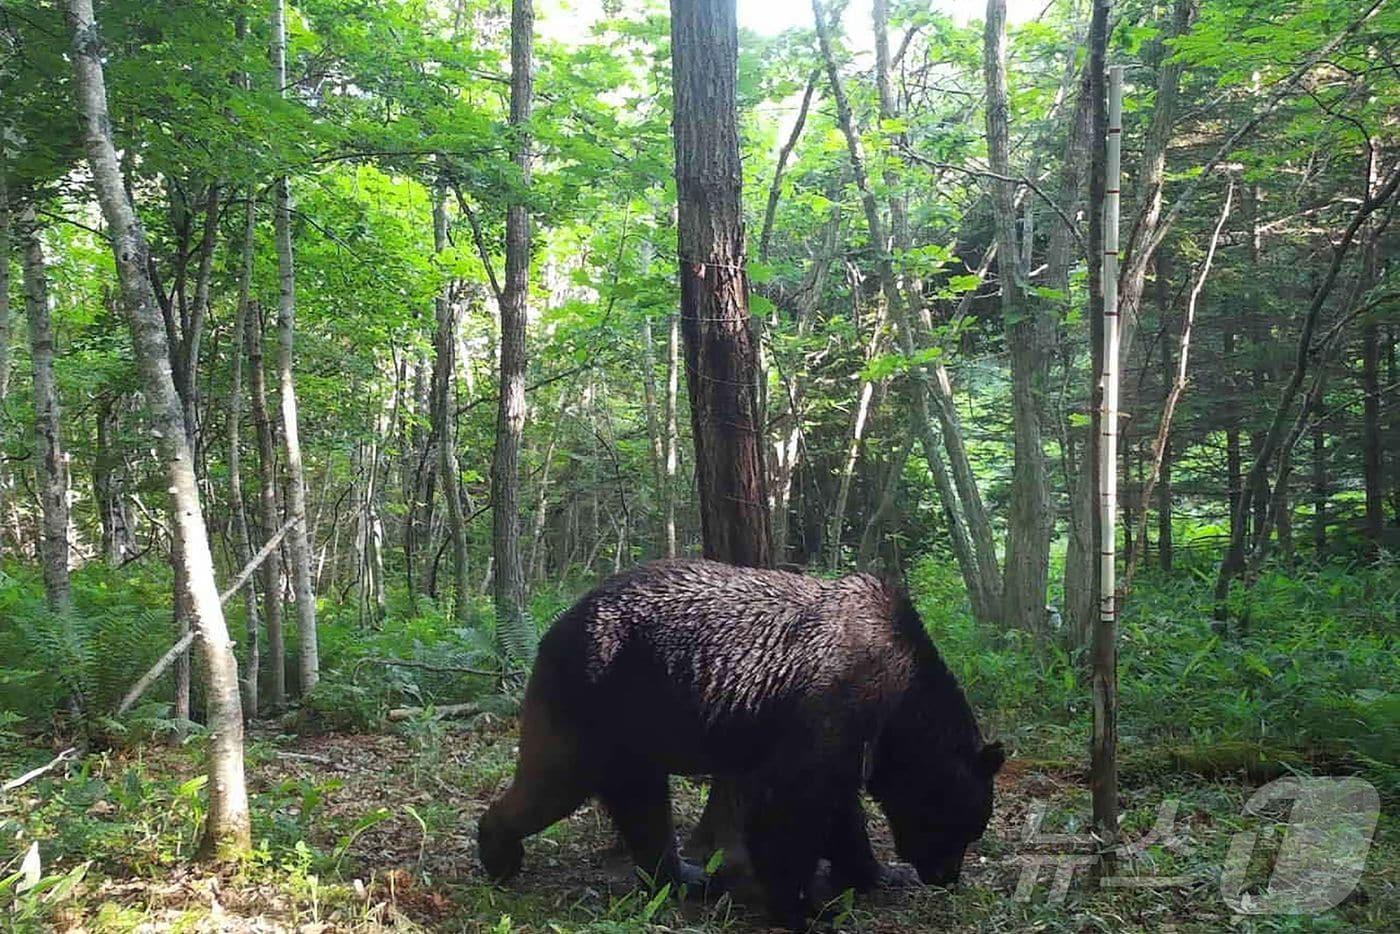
(979, 741), (1006, 776)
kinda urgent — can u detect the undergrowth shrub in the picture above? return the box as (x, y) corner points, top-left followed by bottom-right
(0, 563), (184, 735)
(908, 552), (1399, 793)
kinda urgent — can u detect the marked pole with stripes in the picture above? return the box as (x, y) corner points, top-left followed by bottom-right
(1101, 66), (1123, 639)
(1091, 63), (1125, 868)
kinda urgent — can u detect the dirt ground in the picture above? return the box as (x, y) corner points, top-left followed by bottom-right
(33, 724), (1396, 932)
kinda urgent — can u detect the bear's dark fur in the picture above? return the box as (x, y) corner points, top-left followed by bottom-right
(478, 559), (1003, 927)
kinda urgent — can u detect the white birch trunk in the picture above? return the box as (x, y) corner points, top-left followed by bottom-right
(67, 0), (250, 858)
(272, 0), (318, 693)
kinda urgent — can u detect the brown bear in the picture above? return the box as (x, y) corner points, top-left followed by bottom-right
(478, 558), (1003, 927)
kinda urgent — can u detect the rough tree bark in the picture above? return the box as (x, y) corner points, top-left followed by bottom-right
(68, 0), (250, 859)
(671, 0), (773, 569)
(20, 205), (72, 614)
(985, 0), (1054, 633)
(671, 0), (774, 872)
(273, 0), (319, 693)
(493, 0), (534, 660)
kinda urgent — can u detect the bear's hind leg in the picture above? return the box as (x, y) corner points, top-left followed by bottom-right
(598, 769), (705, 889)
(479, 691), (590, 880)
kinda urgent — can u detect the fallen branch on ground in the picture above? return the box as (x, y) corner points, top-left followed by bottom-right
(351, 656), (502, 681)
(3, 747), (78, 792)
(386, 703), (480, 722)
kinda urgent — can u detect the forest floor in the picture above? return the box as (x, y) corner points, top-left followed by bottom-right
(4, 719), (1396, 933)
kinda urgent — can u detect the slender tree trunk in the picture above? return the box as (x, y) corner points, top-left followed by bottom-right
(247, 300), (284, 709)
(1362, 299), (1383, 558)
(857, 430), (914, 570)
(272, 0), (318, 693)
(671, 0), (772, 568)
(1312, 397), (1327, 555)
(757, 69), (818, 262)
(493, 0), (534, 660)
(68, 0), (250, 859)
(1125, 183), (1232, 590)
(95, 396), (132, 564)
(1085, 0), (1117, 868)
(663, 310), (680, 558)
(230, 194), (261, 717)
(20, 206), (72, 614)
(641, 311), (666, 545)
(432, 187), (471, 624)
(0, 177), (11, 558)
(828, 297), (886, 570)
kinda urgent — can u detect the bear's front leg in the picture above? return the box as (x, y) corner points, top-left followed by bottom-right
(598, 768), (707, 891)
(820, 790), (882, 896)
(742, 776), (831, 930)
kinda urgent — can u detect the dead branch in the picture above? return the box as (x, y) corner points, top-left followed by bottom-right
(116, 630), (197, 715)
(219, 514), (299, 605)
(386, 702), (480, 722)
(3, 747), (78, 792)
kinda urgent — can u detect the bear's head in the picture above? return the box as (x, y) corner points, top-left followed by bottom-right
(871, 737), (1004, 885)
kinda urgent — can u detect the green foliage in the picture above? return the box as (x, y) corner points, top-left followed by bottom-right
(0, 563), (185, 735)
(910, 552), (1400, 795)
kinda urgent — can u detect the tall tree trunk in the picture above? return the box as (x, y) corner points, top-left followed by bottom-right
(1085, 0), (1117, 867)
(273, 0), (318, 693)
(986, 0), (1053, 634)
(405, 348), (435, 597)
(857, 430), (914, 570)
(671, 0), (772, 568)
(20, 205), (72, 614)
(0, 176), (11, 558)
(1067, 0), (1195, 645)
(671, 0), (774, 874)
(1224, 320), (1244, 545)
(230, 195), (261, 717)
(68, 0), (250, 859)
(1361, 286), (1383, 558)
(433, 187), (471, 624)
(1126, 183), (1232, 590)
(493, 0), (534, 661)
(247, 301), (284, 708)
(1312, 396), (1327, 555)
(827, 297), (886, 570)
